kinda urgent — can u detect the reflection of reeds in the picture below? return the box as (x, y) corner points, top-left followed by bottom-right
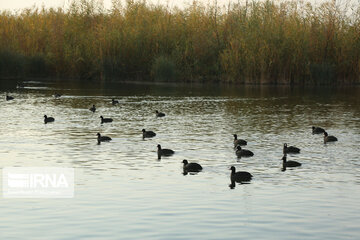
(0, 0), (359, 84)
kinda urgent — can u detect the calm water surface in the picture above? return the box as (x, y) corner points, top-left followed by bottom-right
(1, 81), (360, 239)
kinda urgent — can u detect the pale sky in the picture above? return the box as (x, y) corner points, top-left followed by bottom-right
(0, 0), (64, 10)
(0, 0), (194, 11)
(0, 0), (354, 12)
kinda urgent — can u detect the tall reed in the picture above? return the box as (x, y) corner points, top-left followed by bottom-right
(0, 0), (359, 84)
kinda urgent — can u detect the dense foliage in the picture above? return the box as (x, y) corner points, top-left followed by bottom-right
(0, 0), (359, 84)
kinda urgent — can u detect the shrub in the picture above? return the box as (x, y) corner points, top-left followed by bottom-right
(25, 54), (48, 77)
(151, 56), (177, 82)
(0, 50), (25, 78)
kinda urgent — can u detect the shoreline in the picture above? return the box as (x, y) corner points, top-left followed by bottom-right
(1, 76), (360, 87)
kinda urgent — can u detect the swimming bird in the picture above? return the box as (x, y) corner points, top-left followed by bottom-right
(229, 166), (252, 182)
(54, 93), (62, 98)
(233, 134), (247, 146)
(283, 143), (300, 154)
(324, 132), (338, 143)
(235, 146), (254, 157)
(97, 133), (112, 142)
(312, 126), (325, 134)
(100, 116), (113, 124)
(89, 105), (96, 113)
(44, 115), (55, 124)
(112, 98), (119, 105)
(6, 94), (14, 101)
(157, 144), (174, 159)
(155, 110), (165, 117)
(282, 154), (301, 168)
(142, 129), (156, 138)
(182, 160), (202, 172)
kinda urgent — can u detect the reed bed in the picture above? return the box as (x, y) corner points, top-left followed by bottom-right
(0, 0), (359, 84)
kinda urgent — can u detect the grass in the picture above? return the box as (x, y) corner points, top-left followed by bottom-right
(0, 0), (359, 84)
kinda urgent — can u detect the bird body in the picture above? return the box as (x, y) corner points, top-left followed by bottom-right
(155, 110), (165, 117)
(312, 126), (325, 134)
(142, 129), (156, 138)
(44, 115), (55, 124)
(54, 93), (62, 98)
(182, 160), (202, 172)
(6, 94), (14, 101)
(235, 146), (254, 157)
(283, 143), (300, 154)
(112, 98), (119, 105)
(230, 166), (252, 182)
(97, 133), (112, 142)
(100, 116), (113, 123)
(157, 144), (174, 159)
(233, 134), (247, 146)
(324, 132), (338, 143)
(90, 105), (96, 113)
(282, 155), (301, 168)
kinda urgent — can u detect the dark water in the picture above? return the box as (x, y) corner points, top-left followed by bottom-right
(1, 80), (359, 239)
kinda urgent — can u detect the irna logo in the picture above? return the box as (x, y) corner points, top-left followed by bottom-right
(3, 167), (74, 198)
(7, 173), (69, 188)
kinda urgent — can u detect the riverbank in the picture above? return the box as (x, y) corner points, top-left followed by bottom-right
(1, 77), (360, 95)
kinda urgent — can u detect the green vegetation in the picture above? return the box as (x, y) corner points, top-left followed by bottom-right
(0, 0), (359, 84)
(151, 56), (177, 82)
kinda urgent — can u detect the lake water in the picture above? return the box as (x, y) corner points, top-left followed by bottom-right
(1, 80), (359, 239)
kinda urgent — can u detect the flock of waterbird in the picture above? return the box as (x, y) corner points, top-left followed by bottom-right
(5, 92), (339, 186)
(230, 127), (337, 184)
